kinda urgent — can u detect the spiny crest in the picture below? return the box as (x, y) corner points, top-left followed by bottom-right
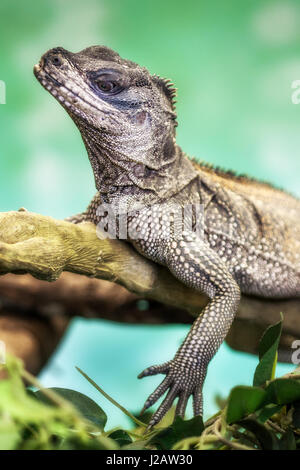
(195, 159), (283, 192)
(152, 75), (177, 111)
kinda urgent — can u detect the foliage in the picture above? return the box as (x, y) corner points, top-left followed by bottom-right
(0, 317), (300, 450)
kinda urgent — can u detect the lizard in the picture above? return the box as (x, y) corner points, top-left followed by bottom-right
(33, 45), (300, 429)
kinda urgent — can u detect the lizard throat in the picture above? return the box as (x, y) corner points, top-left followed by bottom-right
(80, 127), (199, 206)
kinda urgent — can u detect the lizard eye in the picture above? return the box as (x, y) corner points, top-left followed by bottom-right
(94, 76), (122, 95)
(96, 80), (116, 92)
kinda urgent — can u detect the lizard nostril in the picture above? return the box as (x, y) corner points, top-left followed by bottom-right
(52, 55), (63, 67)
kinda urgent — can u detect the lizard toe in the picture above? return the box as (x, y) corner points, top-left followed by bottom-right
(141, 358), (205, 428)
(192, 384), (203, 416)
(147, 386), (180, 430)
(137, 360), (171, 379)
(175, 390), (190, 418)
(140, 376), (171, 415)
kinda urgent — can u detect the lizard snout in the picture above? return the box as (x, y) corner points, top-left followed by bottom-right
(39, 47), (68, 69)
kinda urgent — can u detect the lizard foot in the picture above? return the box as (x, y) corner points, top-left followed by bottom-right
(138, 358), (205, 429)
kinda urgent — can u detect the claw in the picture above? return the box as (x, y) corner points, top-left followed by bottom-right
(145, 423), (154, 433)
(138, 361), (171, 379)
(139, 405), (148, 417)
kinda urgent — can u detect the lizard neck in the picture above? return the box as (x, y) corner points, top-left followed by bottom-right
(79, 122), (198, 210)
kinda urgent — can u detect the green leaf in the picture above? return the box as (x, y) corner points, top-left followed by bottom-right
(122, 440), (149, 450)
(34, 388), (107, 430)
(0, 419), (20, 450)
(238, 418), (280, 450)
(60, 434), (119, 450)
(108, 430), (132, 447)
(264, 379), (300, 406)
(226, 386), (266, 424)
(253, 317), (282, 387)
(76, 367), (145, 428)
(256, 404), (283, 423)
(150, 416), (204, 450)
(0, 380), (63, 423)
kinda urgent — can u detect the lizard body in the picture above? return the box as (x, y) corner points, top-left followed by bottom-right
(34, 46), (300, 427)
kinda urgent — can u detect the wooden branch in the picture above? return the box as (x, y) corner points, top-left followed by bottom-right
(0, 210), (207, 312)
(0, 210), (299, 372)
(0, 311), (69, 376)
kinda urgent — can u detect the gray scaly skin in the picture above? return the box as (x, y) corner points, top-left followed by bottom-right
(34, 46), (300, 428)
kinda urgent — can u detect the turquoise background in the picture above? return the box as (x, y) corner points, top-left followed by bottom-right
(0, 0), (299, 428)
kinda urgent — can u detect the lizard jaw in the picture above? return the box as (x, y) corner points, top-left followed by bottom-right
(34, 62), (118, 127)
(34, 63), (79, 113)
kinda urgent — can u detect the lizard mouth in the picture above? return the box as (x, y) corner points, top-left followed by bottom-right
(34, 63), (81, 113)
(34, 63), (117, 122)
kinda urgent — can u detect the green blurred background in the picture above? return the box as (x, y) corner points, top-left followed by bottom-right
(0, 0), (299, 428)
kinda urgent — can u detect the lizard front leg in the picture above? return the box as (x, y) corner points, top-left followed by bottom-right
(138, 234), (241, 428)
(65, 192), (101, 224)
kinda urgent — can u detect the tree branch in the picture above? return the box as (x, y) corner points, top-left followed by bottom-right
(0, 210), (207, 311)
(0, 210), (299, 372)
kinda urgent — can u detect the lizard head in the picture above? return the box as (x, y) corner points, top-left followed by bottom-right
(34, 46), (178, 177)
